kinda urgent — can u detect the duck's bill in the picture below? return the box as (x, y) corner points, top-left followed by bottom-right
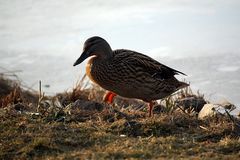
(73, 51), (88, 66)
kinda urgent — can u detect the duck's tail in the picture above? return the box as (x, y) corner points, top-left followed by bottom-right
(177, 81), (189, 90)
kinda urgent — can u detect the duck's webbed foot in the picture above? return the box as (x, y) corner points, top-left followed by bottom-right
(103, 91), (117, 104)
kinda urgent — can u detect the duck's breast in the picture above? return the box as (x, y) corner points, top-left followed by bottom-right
(86, 56), (98, 84)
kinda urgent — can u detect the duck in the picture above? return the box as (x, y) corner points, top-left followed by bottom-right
(73, 36), (188, 117)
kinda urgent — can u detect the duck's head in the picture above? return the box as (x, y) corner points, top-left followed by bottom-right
(73, 36), (112, 66)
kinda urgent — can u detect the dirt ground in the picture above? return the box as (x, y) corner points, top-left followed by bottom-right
(0, 75), (240, 159)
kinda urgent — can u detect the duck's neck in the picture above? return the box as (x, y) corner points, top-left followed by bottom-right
(97, 41), (113, 60)
(102, 47), (113, 60)
(96, 50), (113, 62)
(86, 53), (111, 84)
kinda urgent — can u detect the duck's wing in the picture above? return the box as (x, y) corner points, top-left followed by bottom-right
(113, 49), (186, 80)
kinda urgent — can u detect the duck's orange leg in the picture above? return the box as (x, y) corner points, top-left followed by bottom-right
(148, 101), (154, 117)
(103, 91), (117, 103)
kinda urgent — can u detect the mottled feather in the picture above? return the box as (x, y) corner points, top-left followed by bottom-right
(113, 49), (186, 80)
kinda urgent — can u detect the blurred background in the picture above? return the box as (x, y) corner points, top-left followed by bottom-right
(0, 0), (239, 105)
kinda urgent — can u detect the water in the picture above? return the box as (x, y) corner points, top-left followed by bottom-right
(0, 0), (240, 108)
(162, 54), (240, 106)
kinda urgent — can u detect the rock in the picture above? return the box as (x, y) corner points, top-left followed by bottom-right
(219, 100), (236, 111)
(198, 102), (240, 120)
(198, 104), (221, 120)
(175, 96), (207, 113)
(153, 104), (165, 114)
(233, 123), (240, 136)
(72, 99), (104, 111)
(123, 120), (143, 136)
(113, 96), (147, 110)
(14, 103), (26, 111)
(61, 100), (105, 122)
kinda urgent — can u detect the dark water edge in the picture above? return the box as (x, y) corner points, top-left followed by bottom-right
(0, 51), (239, 107)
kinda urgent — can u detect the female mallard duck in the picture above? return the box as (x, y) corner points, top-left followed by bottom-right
(73, 36), (188, 116)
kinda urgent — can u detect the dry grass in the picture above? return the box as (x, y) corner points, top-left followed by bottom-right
(0, 74), (240, 159)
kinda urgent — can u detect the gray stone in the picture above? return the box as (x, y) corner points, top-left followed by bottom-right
(218, 100), (236, 111)
(72, 99), (104, 111)
(198, 104), (221, 120)
(175, 96), (207, 113)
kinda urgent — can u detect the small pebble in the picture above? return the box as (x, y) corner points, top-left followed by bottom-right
(120, 134), (127, 138)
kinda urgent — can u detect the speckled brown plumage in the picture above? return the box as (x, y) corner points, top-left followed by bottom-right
(74, 36), (188, 116)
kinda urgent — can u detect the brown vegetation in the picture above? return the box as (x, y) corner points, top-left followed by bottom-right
(0, 74), (239, 159)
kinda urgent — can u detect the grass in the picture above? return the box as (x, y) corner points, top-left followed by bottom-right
(0, 74), (240, 159)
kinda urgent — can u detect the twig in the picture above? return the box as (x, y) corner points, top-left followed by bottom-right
(225, 109), (235, 123)
(37, 80), (45, 113)
(199, 125), (209, 131)
(113, 108), (132, 120)
(39, 80), (42, 98)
